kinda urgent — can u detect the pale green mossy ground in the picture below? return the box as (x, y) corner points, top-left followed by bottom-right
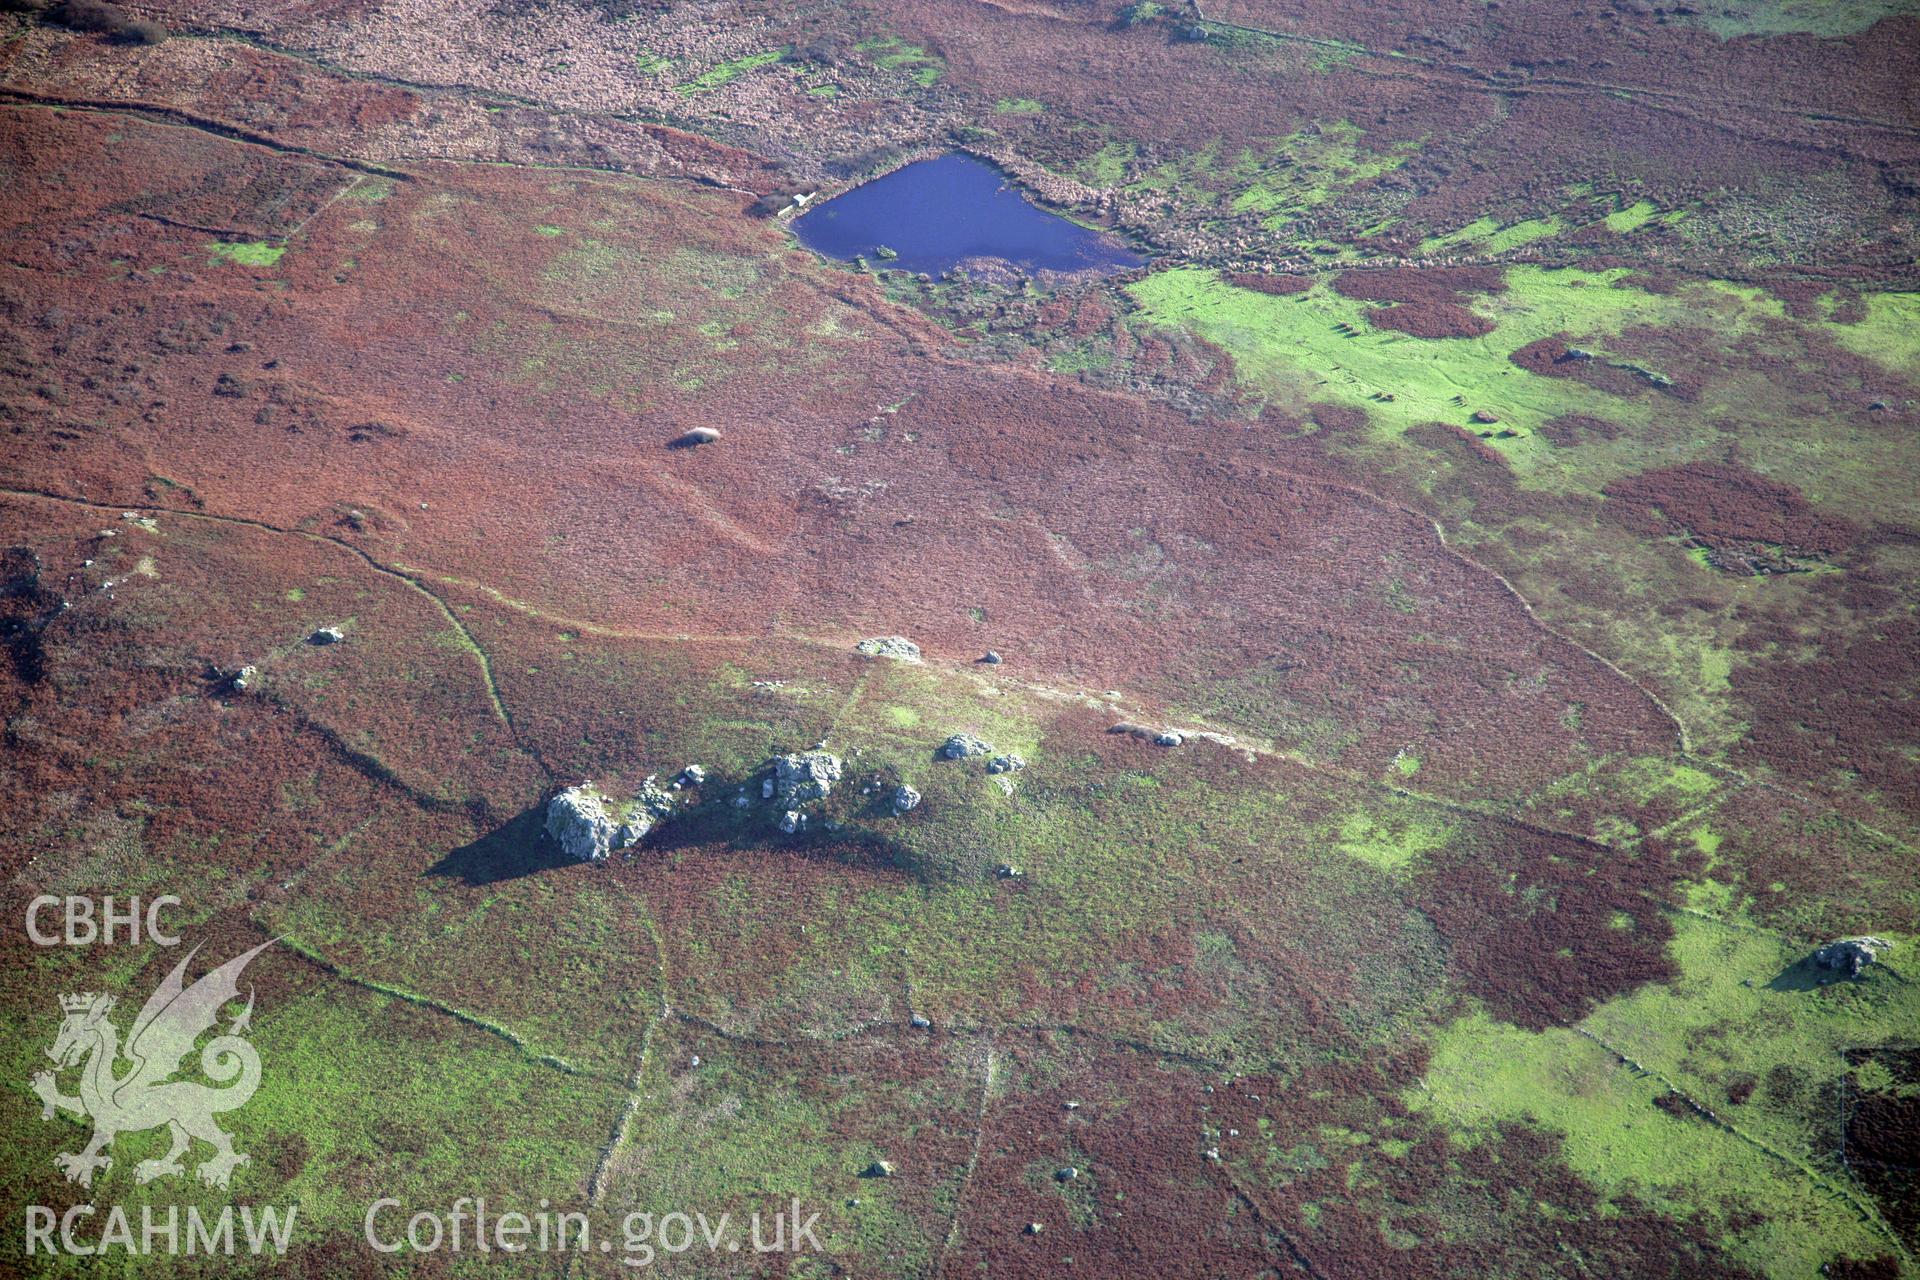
(1126, 265), (1920, 453)
(1127, 258), (1920, 819)
(1677, 0), (1920, 36)
(1416, 914), (1920, 1279)
(1123, 122), (1418, 229)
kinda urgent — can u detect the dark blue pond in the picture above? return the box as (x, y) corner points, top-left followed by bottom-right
(793, 152), (1143, 278)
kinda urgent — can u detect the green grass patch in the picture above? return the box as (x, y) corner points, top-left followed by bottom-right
(1418, 214), (1565, 255)
(678, 48), (784, 95)
(207, 241), (286, 267)
(1331, 809), (1453, 872)
(1604, 199), (1661, 233)
(855, 36), (943, 85)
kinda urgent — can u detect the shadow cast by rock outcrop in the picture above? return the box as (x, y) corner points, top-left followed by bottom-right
(1766, 957), (1868, 992)
(426, 805), (575, 885)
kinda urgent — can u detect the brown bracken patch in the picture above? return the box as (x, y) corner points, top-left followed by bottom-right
(1365, 300), (1496, 338)
(1602, 462), (1859, 556)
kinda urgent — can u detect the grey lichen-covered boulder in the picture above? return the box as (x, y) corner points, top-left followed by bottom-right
(774, 751), (843, 807)
(855, 636), (922, 662)
(891, 784), (921, 813)
(545, 779), (676, 863)
(941, 733), (993, 760)
(986, 753), (1025, 775)
(309, 626), (345, 645)
(1814, 936), (1891, 977)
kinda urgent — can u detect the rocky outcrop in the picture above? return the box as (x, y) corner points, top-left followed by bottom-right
(545, 778), (676, 863)
(309, 626), (345, 645)
(986, 753), (1024, 775)
(856, 636), (922, 662)
(1109, 722), (1185, 747)
(1814, 936), (1890, 977)
(764, 750), (843, 835)
(941, 733), (992, 760)
(774, 751), (842, 806)
(891, 784), (921, 813)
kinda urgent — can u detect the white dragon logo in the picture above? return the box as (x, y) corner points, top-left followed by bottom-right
(32, 939), (275, 1189)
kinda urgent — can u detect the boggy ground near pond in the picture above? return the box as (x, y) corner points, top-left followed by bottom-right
(2, 3), (1918, 1278)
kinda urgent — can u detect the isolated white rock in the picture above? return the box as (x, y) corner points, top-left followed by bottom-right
(856, 636), (922, 662)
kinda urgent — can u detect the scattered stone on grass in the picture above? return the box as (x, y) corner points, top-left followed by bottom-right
(987, 753), (1025, 774)
(856, 635), (922, 662)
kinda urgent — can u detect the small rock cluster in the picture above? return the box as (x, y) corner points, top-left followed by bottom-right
(937, 734), (1030, 796)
